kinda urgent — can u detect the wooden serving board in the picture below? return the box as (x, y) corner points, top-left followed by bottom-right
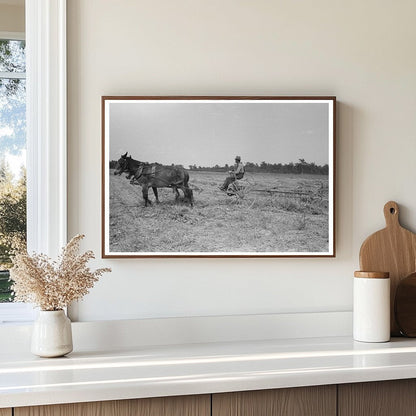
(359, 201), (416, 336)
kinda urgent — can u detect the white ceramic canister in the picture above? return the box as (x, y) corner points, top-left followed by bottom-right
(353, 271), (390, 343)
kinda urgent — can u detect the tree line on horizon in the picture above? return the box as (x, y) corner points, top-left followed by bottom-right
(188, 158), (328, 175)
(109, 158), (328, 175)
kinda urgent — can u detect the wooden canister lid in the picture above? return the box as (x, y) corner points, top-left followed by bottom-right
(354, 271), (390, 279)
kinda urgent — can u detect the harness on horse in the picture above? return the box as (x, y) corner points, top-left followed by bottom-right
(131, 164), (178, 188)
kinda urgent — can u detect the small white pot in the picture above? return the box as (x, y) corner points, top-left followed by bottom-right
(31, 310), (73, 357)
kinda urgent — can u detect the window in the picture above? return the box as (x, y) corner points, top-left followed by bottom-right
(0, 36), (26, 301)
(0, 0), (67, 324)
(0, 32), (34, 322)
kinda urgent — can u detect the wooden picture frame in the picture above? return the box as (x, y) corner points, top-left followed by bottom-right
(102, 96), (336, 258)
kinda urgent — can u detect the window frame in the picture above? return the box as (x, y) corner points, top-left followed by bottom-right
(26, 0), (67, 257)
(0, 0), (67, 323)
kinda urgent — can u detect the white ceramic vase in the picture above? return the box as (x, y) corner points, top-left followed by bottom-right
(31, 310), (73, 357)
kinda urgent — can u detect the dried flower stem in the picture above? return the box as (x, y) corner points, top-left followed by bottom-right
(10, 235), (111, 310)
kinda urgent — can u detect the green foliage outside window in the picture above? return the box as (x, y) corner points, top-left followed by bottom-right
(0, 163), (26, 302)
(0, 39), (26, 302)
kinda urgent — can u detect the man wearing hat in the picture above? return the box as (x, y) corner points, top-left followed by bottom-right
(219, 155), (245, 191)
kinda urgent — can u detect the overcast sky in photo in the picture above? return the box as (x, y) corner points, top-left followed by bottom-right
(108, 100), (330, 167)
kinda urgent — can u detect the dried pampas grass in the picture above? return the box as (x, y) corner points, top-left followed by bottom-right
(10, 234), (111, 311)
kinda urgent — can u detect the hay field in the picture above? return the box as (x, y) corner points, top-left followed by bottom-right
(108, 170), (329, 254)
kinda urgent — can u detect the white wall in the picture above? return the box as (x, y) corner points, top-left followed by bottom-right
(67, 0), (416, 322)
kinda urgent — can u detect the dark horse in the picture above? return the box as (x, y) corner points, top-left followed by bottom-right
(114, 153), (193, 207)
(114, 152), (160, 202)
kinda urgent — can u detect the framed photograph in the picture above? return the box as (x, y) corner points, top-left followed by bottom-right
(102, 96), (335, 258)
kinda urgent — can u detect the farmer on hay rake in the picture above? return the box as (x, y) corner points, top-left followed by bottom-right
(219, 155), (245, 192)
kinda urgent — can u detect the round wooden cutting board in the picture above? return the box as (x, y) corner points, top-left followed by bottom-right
(395, 272), (416, 337)
(359, 201), (416, 336)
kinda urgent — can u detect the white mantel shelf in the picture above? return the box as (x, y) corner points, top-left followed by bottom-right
(2, 336), (416, 409)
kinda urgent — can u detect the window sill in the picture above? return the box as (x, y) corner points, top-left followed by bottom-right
(0, 303), (36, 324)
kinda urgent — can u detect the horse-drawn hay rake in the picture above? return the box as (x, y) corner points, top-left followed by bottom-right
(224, 176), (329, 210)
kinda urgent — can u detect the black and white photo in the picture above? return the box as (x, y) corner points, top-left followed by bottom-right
(102, 97), (335, 257)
